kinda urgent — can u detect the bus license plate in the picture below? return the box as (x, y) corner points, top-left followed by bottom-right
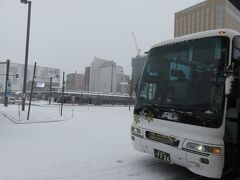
(154, 149), (170, 163)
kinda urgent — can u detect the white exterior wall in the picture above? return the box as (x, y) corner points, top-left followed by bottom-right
(89, 57), (117, 93)
(225, 1), (240, 32)
(0, 62), (60, 92)
(98, 66), (117, 93)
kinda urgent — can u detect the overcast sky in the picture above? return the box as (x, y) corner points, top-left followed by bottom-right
(0, 0), (204, 75)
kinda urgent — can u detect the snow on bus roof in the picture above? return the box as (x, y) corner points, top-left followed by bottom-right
(151, 29), (240, 49)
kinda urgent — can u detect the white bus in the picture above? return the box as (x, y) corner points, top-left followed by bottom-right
(131, 29), (240, 179)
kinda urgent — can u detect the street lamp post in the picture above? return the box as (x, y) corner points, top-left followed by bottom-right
(49, 77), (53, 105)
(20, 0), (32, 111)
(4, 60), (10, 107)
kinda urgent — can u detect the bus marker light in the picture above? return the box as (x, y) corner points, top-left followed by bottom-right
(218, 31), (225, 35)
(208, 147), (221, 155)
(131, 126), (143, 138)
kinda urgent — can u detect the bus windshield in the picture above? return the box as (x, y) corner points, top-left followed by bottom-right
(136, 36), (230, 128)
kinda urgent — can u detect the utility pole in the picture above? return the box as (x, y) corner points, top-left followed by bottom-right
(49, 77), (52, 105)
(27, 62), (36, 120)
(21, 0), (32, 111)
(60, 72), (65, 116)
(4, 59), (10, 107)
(111, 63), (113, 93)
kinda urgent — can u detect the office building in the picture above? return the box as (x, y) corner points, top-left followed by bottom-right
(66, 72), (85, 91)
(89, 57), (118, 93)
(116, 66), (128, 94)
(131, 55), (147, 87)
(174, 0), (240, 37)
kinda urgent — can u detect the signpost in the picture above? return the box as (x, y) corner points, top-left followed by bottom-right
(36, 82), (45, 88)
(6, 80), (13, 97)
(72, 96), (75, 118)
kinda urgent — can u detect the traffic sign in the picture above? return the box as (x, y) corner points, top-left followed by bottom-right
(6, 80), (12, 97)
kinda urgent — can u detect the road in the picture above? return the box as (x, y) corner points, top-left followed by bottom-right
(0, 104), (239, 180)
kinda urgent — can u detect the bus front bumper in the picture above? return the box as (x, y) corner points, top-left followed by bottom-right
(131, 134), (224, 179)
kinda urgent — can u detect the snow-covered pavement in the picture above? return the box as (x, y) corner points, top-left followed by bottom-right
(0, 103), (221, 180)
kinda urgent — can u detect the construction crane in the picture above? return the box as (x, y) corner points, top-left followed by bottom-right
(131, 31), (141, 57)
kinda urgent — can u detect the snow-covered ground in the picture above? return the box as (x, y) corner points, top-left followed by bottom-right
(0, 102), (232, 180)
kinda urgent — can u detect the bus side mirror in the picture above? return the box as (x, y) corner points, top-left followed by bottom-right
(224, 58), (240, 97)
(225, 75), (234, 96)
(225, 75), (238, 98)
(233, 48), (240, 62)
(233, 37), (240, 64)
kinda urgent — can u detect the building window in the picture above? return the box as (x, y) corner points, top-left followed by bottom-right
(183, 16), (187, 35)
(196, 11), (200, 32)
(200, 9), (205, 31)
(206, 8), (210, 30)
(187, 15), (191, 34)
(216, 4), (224, 29)
(191, 13), (195, 33)
(210, 6), (215, 29)
(180, 17), (183, 36)
(175, 18), (179, 36)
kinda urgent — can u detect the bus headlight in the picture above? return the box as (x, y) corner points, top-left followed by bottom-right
(186, 142), (221, 155)
(131, 126), (143, 138)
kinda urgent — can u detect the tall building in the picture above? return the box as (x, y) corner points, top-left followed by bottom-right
(116, 66), (128, 94)
(131, 55), (147, 87)
(66, 72), (85, 91)
(117, 66), (126, 84)
(89, 57), (118, 93)
(0, 62), (60, 93)
(84, 66), (90, 91)
(174, 0), (240, 37)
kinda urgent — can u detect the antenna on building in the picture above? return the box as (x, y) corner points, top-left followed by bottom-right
(131, 31), (141, 57)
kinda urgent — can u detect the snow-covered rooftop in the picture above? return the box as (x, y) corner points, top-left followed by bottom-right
(152, 29), (240, 49)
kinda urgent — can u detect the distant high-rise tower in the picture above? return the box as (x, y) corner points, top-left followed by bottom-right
(174, 0), (240, 37)
(131, 55), (147, 90)
(85, 66), (90, 91)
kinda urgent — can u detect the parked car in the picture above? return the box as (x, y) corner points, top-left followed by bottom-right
(8, 97), (16, 104)
(0, 96), (17, 104)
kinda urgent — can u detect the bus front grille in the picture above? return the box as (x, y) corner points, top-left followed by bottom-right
(146, 131), (180, 147)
